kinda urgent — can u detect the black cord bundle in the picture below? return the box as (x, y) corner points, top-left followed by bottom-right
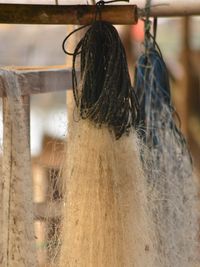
(63, 20), (139, 139)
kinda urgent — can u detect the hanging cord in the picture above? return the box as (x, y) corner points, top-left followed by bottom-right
(144, 0), (151, 36)
(143, 0), (159, 52)
(134, 2), (192, 164)
(144, 12), (182, 130)
(153, 17), (157, 43)
(140, 1), (167, 52)
(62, 0), (130, 56)
(62, 0), (140, 139)
(141, 1), (162, 58)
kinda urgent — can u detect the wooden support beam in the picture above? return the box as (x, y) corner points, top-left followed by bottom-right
(0, 4), (138, 25)
(0, 2), (199, 26)
(1, 71), (36, 266)
(136, 0), (200, 17)
(0, 66), (74, 97)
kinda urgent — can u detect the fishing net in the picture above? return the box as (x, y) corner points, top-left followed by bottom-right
(134, 26), (200, 267)
(59, 20), (159, 266)
(59, 119), (158, 267)
(0, 18), (199, 267)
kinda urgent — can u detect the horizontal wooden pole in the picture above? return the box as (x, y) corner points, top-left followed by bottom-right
(135, 0), (200, 17)
(0, 2), (198, 27)
(0, 4), (138, 25)
(0, 66), (74, 97)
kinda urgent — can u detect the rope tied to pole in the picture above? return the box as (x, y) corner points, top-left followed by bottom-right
(62, 0), (139, 139)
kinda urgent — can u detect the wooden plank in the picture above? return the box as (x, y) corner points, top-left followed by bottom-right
(135, 0), (200, 17)
(1, 70), (37, 266)
(1, 97), (12, 267)
(0, 66), (74, 96)
(0, 4), (138, 25)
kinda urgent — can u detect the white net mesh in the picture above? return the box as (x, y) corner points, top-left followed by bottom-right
(141, 103), (200, 267)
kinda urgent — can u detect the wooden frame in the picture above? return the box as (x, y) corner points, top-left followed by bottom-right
(0, 66), (73, 223)
(0, 66), (74, 97)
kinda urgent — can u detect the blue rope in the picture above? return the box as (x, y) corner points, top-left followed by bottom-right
(134, 28), (192, 164)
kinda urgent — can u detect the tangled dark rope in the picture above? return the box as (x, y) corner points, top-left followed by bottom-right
(63, 20), (139, 139)
(134, 28), (192, 164)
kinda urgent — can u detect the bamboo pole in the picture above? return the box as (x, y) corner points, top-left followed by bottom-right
(0, 1), (199, 26)
(135, 0), (200, 17)
(0, 4), (138, 25)
(181, 17), (191, 136)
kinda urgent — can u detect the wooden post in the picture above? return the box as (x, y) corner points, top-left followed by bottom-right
(1, 97), (11, 267)
(176, 17), (191, 136)
(1, 70), (37, 267)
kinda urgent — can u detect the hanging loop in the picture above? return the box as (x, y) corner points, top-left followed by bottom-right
(62, 0), (130, 56)
(62, 24), (89, 56)
(95, 0), (129, 21)
(143, 1), (159, 51)
(153, 17), (158, 41)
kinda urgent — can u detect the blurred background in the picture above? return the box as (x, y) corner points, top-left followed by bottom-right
(0, 1), (199, 266)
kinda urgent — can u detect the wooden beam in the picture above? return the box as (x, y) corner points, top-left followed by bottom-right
(1, 72), (36, 266)
(135, 0), (200, 17)
(0, 2), (199, 27)
(0, 4), (138, 25)
(0, 66), (74, 97)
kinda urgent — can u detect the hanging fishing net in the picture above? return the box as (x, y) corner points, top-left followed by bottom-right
(134, 20), (200, 267)
(59, 20), (160, 267)
(0, 12), (199, 267)
(59, 119), (159, 267)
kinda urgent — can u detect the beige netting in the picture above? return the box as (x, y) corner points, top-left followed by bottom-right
(59, 119), (158, 267)
(0, 69), (199, 267)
